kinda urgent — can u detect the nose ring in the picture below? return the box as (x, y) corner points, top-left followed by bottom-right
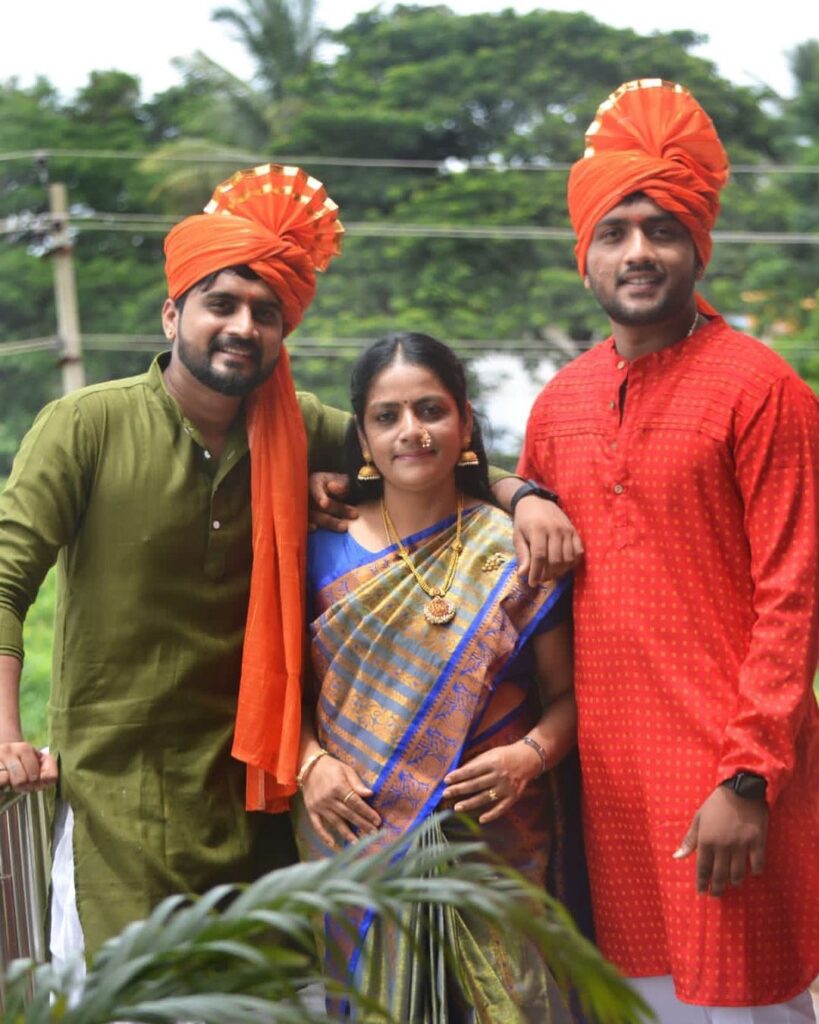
(420, 428), (432, 449)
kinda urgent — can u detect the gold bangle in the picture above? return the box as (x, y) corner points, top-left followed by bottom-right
(522, 736), (547, 775)
(296, 749), (329, 788)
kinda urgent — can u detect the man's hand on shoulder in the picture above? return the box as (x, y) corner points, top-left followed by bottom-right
(673, 784), (768, 897)
(308, 472), (358, 533)
(0, 740), (58, 794)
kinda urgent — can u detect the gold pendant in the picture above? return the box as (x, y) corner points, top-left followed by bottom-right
(424, 595), (456, 625)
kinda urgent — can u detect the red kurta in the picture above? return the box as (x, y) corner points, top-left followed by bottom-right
(519, 317), (819, 1005)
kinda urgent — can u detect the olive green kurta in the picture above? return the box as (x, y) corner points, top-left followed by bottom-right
(0, 353), (348, 955)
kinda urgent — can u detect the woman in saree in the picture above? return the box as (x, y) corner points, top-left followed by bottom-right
(294, 332), (579, 1022)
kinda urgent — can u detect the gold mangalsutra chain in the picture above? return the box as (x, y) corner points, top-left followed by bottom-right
(381, 496), (464, 623)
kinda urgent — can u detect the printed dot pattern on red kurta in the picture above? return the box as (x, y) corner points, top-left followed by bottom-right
(519, 317), (819, 1005)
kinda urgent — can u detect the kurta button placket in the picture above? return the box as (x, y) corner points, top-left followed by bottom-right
(205, 423), (249, 582)
(605, 356), (631, 544)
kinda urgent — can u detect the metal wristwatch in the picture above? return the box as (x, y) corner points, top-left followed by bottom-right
(510, 480), (560, 516)
(720, 771), (767, 800)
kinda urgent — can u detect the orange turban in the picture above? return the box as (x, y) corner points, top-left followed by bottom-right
(164, 165), (343, 813)
(567, 79), (729, 279)
(164, 163), (343, 335)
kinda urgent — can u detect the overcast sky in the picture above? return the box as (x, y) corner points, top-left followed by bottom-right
(1, 1), (809, 100)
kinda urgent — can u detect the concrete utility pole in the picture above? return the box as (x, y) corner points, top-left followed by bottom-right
(46, 183), (85, 394)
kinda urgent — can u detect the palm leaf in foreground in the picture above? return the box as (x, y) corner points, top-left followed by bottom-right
(3, 815), (650, 1023)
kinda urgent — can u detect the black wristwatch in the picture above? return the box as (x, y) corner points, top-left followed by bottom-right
(510, 480), (560, 516)
(720, 772), (767, 801)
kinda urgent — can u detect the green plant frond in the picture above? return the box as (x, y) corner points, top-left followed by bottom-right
(103, 992), (325, 1024)
(5, 815), (650, 1023)
(134, 883), (236, 947)
(241, 907), (318, 940)
(175, 49), (262, 96)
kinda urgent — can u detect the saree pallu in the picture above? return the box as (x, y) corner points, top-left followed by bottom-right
(295, 503), (574, 1022)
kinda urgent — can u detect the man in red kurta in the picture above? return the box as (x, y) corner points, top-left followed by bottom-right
(519, 79), (819, 1022)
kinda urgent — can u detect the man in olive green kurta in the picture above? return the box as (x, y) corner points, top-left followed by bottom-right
(0, 350), (349, 953)
(0, 163), (355, 961)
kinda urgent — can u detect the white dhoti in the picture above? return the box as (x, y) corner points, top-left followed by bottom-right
(631, 975), (816, 1024)
(49, 799), (86, 987)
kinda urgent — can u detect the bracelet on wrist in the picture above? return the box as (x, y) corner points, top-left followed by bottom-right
(521, 735), (548, 775)
(296, 748), (329, 788)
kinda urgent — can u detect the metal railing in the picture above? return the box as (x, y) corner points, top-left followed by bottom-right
(0, 788), (51, 1010)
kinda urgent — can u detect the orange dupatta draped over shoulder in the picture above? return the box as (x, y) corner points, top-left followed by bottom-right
(163, 164), (343, 811)
(234, 346), (308, 812)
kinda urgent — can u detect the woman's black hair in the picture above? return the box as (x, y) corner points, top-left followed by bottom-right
(344, 331), (495, 505)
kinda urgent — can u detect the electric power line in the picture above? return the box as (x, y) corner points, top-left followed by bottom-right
(0, 337), (57, 356)
(3, 213), (819, 245)
(2, 334), (817, 360)
(2, 149), (819, 175)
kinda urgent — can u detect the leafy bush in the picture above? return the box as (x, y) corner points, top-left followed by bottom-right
(20, 568), (55, 748)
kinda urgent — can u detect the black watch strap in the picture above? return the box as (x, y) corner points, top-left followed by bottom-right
(720, 771), (767, 800)
(510, 480), (560, 516)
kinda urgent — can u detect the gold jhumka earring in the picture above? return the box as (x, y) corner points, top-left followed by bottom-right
(357, 451), (381, 482)
(457, 439), (479, 467)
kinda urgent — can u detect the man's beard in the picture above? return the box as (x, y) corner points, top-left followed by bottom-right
(176, 332), (277, 396)
(587, 262), (697, 328)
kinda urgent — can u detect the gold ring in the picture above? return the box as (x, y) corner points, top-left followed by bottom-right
(342, 790), (356, 806)
(488, 787), (498, 802)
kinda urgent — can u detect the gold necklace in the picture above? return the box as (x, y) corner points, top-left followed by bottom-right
(381, 495), (464, 625)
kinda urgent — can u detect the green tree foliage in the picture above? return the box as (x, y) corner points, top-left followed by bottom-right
(277, 7), (811, 351)
(0, 72), (167, 468)
(213, 0), (323, 99)
(295, 8), (772, 164)
(0, 4), (817, 481)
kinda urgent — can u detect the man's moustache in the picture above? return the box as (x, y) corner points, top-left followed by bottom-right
(210, 338), (260, 359)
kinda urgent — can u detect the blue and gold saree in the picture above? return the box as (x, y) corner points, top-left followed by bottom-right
(295, 502), (575, 1022)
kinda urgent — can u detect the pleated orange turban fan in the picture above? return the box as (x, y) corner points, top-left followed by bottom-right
(164, 163), (343, 334)
(165, 165), (344, 812)
(567, 80), (729, 294)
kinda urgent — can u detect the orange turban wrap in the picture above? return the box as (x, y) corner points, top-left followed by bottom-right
(567, 80), (729, 284)
(164, 163), (343, 335)
(164, 165), (343, 812)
